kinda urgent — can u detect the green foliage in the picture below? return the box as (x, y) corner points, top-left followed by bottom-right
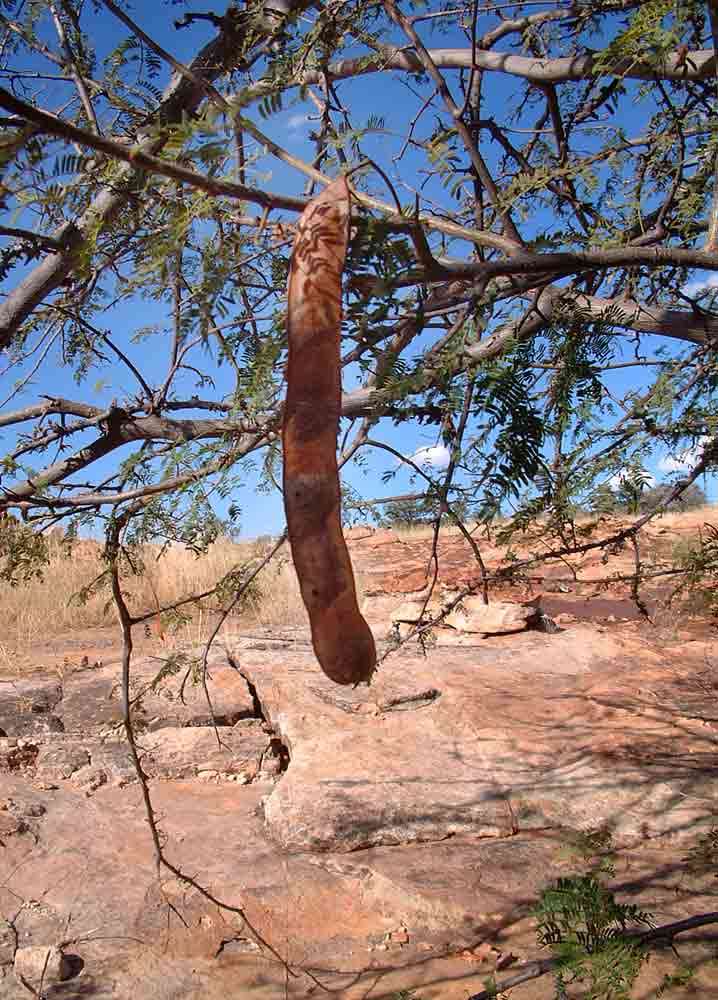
(381, 496), (438, 528)
(0, 517), (49, 585)
(655, 965), (696, 998)
(213, 561), (263, 611)
(147, 651), (189, 694)
(556, 826), (617, 876)
(535, 874), (653, 999)
(380, 494), (469, 529)
(592, 0), (701, 76)
(121, 487), (229, 556)
(668, 524), (718, 613)
(615, 467), (655, 515)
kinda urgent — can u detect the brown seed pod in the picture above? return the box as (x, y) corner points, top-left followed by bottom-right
(283, 177), (376, 686)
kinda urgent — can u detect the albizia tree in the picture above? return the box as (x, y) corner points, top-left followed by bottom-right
(0, 0), (717, 602)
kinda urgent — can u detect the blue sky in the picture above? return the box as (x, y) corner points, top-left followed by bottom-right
(1, 2), (714, 537)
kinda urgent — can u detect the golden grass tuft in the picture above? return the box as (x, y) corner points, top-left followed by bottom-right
(0, 533), (310, 649)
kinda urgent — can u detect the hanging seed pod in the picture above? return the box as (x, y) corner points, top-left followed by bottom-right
(283, 177), (376, 685)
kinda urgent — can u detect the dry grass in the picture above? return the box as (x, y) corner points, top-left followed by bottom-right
(1, 536), (114, 644)
(643, 504), (718, 530)
(0, 533), (310, 649)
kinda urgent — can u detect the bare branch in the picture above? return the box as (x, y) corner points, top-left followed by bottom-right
(462, 288), (718, 362)
(403, 245), (718, 285)
(383, 0), (525, 247)
(0, 226), (64, 251)
(48, 1), (100, 133)
(0, 397), (102, 429)
(233, 47), (717, 110)
(0, 4), (313, 351)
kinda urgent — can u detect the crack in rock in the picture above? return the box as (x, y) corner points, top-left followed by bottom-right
(229, 658), (292, 780)
(308, 685), (442, 715)
(230, 662), (264, 722)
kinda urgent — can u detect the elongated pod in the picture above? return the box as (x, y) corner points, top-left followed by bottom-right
(283, 177), (376, 685)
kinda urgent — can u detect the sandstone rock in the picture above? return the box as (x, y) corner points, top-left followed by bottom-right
(14, 944), (70, 987)
(0, 918), (15, 965)
(236, 633), (718, 852)
(35, 744), (90, 782)
(0, 739), (38, 772)
(80, 740), (137, 787)
(355, 529), (398, 547)
(3, 613), (718, 997)
(0, 810), (25, 840)
(0, 679), (63, 738)
(389, 599), (439, 639)
(0, 790), (47, 840)
(390, 600), (434, 624)
(60, 654), (255, 732)
(443, 599), (538, 634)
(344, 525), (375, 541)
(390, 597), (540, 638)
(142, 722), (268, 781)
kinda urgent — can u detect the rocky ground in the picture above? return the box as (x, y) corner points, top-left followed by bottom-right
(1, 524), (717, 998)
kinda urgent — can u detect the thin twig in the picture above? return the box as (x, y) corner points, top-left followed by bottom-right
(106, 509), (298, 975)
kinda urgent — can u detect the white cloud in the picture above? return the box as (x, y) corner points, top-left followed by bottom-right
(683, 273), (718, 297)
(410, 444), (451, 470)
(287, 113), (310, 131)
(658, 437), (710, 474)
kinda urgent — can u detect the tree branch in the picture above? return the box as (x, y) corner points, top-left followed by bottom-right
(2, 426), (271, 513)
(403, 245), (718, 285)
(0, 397), (102, 429)
(49, 0), (100, 133)
(383, 0), (524, 247)
(0, 407), (275, 508)
(467, 287), (718, 354)
(705, 1), (718, 250)
(0, 85), (307, 212)
(233, 47), (717, 110)
(0, 226), (65, 251)
(0, 3), (313, 352)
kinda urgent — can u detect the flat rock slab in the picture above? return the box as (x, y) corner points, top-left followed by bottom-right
(230, 628), (718, 852)
(2, 774), (715, 999)
(1, 623), (718, 997)
(142, 721), (270, 781)
(29, 724), (271, 790)
(0, 677), (63, 737)
(0, 777), (564, 975)
(59, 654), (255, 733)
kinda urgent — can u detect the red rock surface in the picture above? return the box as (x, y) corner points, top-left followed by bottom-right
(1, 516), (717, 997)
